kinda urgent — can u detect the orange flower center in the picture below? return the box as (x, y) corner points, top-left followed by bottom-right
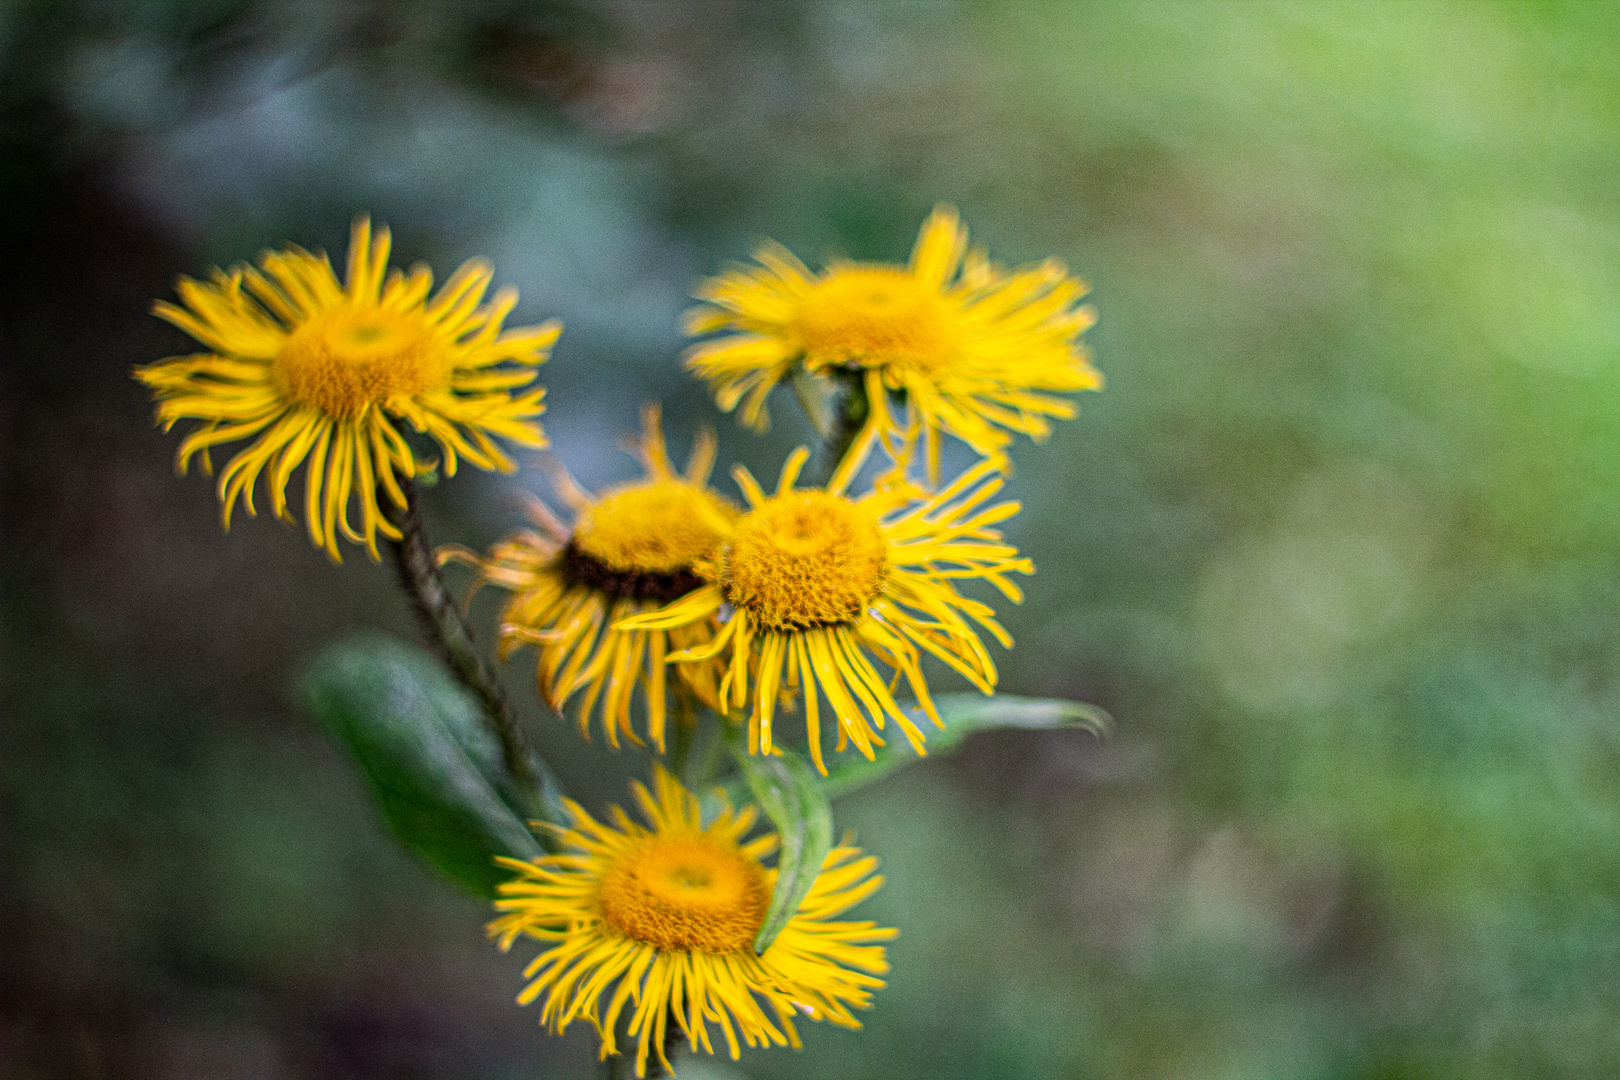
(795, 266), (955, 373)
(574, 482), (735, 575)
(597, 835), (769, 952)
(273, 305), (448, 418)
(724, 490), (888, 630)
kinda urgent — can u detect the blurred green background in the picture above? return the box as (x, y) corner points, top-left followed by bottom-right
(6, 2), (1620, 1077)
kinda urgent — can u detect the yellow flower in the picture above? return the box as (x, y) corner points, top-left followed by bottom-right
(489, 767), (894, 1077)
(441, 406), (737, 751)
(135, 217), (561, 561)
(683, 204), (1101, 482)
(621, 436), (1032, 773)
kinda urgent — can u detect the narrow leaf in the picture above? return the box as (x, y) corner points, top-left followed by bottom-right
(731, 746), (833, 955)
(301, 633), (563, 898)
(819, 693), (1109, 800)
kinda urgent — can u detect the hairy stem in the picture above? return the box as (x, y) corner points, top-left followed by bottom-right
(387, 478), (536, 791)
(813, 369), (871, 486)
(601, 1017), (683, 1080)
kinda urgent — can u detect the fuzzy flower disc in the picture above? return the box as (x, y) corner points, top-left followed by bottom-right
(796, 266), (954, 373)
(575, 481), (738, 577)
(597, 834), (769, 952)
(272, 303), (447, 417)
(726, 491), (888, 631)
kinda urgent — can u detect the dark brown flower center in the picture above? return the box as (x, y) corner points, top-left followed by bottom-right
(562, 541), (706, 603)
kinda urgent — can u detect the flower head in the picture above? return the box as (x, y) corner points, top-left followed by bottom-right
(441, 406), (737, 750)
(490, 767), (894, 1076)
(622, 434), (1033, 773)
(684, 204), (1100, 482)
(135, 217), (561, 560)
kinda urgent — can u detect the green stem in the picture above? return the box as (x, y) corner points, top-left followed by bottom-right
(387, 478), (537, 792)
(600, 1018), (683, 1080)
(670, 709), (695, 779)
(813, 369), (871, 486)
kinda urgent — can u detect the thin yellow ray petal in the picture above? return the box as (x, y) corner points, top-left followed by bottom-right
(774, 446), (811, 494)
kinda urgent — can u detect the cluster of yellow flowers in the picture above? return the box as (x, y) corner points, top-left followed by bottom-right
(136, 208), (1098, 1076)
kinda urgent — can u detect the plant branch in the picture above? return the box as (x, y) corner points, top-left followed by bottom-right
(670, 708), (695, 779)
(600, 1015), (683, 1080)
(812, 368), (871, 486)
(386, 478), (537, 791)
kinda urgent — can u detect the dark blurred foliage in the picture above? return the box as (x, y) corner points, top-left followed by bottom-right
(7, 2), (1620, 1078)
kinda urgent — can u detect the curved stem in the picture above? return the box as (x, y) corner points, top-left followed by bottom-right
(387, 478), (537, 792)
(813, 369), (871, 487)
(600, 1018), (682, 1079)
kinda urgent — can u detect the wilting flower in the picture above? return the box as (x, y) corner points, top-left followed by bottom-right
(440, 406), (736, 751)
(621, 439), (1032, 773)
(683, 204), (1100, 482)
(490, 767), (894, 1076)
(135, 217), (560, 560)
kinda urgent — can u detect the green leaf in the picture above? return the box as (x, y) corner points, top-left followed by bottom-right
(818, 693), (1110, 800)
(301, 633), (565, 898)
(730, 745), (833, 955)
